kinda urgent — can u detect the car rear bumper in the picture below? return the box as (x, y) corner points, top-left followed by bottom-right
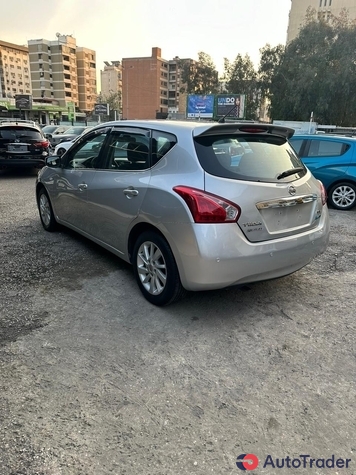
(164, 209), (330, 291)
(0, 156), (47, 168)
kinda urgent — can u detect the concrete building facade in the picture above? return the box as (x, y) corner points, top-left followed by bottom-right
(287, 0), (356, 42)
(100, 61), (122, 97)
(76, 46), (97, 113)
(28, 35), (97, 114)
(0, 40), (31, 99)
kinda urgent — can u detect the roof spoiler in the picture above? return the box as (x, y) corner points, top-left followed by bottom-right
(194, 122), (295, 139)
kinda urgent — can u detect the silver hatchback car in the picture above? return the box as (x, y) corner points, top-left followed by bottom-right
(36, 120), (330, 305)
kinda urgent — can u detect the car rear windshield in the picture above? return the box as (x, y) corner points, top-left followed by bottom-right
(0, 127), (43, 141)
(194, 134), (307, 183)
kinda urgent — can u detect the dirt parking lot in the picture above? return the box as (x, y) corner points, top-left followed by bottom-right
(0, 169), (355, 475)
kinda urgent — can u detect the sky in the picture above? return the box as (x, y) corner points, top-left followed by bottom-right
(2, 0), (291, 88)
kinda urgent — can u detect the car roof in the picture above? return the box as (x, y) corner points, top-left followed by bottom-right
(291, 134), (356, 141)
(0, 119), (39, 129)
(90, 120), (295, 139)
(0, 120), (41, 132)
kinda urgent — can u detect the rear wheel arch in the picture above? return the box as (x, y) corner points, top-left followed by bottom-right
(131, 229), (186, 306)
(37, 186), (58, 231)
(128, 223), (170, 263)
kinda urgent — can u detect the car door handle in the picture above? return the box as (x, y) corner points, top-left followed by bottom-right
(78, 183), (88, 191)
(123, 187), (139, 198)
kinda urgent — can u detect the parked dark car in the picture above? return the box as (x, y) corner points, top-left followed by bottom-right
(290, 134), (356, 210)
(42, 124), (70, 138)
(48, 126), (92, 147)
(0, 119), (50, 169)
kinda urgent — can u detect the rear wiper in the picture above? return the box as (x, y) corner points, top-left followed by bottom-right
(277, 167), (305, 180)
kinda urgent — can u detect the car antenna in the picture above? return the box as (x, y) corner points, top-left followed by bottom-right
(218, 103), (239, 123)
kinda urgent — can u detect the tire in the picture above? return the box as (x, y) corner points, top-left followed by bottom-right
(329, 182), (356, 210)
(37, 188), (57, 232)
(132, 231), (186, 306)
(56, 147), (66, 157)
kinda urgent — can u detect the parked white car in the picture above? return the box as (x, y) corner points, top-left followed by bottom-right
(53, 138), (77, 157)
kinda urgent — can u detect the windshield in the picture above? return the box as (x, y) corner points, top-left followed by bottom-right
(194, 134), (306, 183)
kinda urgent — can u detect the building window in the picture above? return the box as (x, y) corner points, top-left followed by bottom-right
(319, 0), (322, 6)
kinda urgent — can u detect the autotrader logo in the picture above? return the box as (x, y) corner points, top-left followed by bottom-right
(236, 453), (259, 470)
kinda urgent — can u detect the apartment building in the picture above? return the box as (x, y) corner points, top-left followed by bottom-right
(76, 46), (97, 113)
(0, 40), (31, 99)
(122, 47), (168, 120)
(100, 61), (122, 97)
(287, 0), (356, 42)
(28, 35), (97, 114)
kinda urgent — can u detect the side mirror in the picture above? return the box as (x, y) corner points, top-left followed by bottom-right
(45, 133), (53, 139)
(46, 155), (62, 168)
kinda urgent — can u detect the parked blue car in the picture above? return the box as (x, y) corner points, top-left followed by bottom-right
(290, 134), (356, 210)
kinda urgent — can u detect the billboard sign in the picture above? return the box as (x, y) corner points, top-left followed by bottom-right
(94, 103), (109, 115)
(187, 95), (214, 118)
(0, 101), (8, 112)
(15, 94), (32, 110)
(66, 101), (76, 121)
(216, 94), (245, 119)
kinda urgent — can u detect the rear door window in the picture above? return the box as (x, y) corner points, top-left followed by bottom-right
(151, 131), (177, 165)
(308, 139), (349, 157)
(194, 135), (306, 183)
(289, 138), (304, 155)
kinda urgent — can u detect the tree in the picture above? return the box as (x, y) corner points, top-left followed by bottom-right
(258, 44), (285, 101)
(223, 54), (259, 120)
(179, 52), (220, 95)
(100, 91), (122, 120)
(261, 10), (356, 125)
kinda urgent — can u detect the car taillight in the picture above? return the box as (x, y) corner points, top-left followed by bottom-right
(318, 180), (327, 206)
(173, 186), (241, 223)
(34, 140), (49, 148)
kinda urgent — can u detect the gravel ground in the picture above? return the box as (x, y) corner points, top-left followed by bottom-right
(0, 168), (355, 475)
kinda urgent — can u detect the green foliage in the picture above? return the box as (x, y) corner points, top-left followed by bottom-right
(223, 54), (260, 120)
(262, 11), (356, 125)
(179, 52), (220, 95)
(100, 91), (122, 119)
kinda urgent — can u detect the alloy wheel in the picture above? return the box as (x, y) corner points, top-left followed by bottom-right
(39, 193), (51, 227)
(331, 184), (356, 209)
(136, 241), (167, 295)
